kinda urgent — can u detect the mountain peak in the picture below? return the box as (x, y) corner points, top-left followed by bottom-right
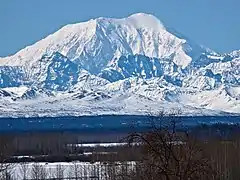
(0, 13), (239, 116)
(95, 13), (165, 31)
(128, 12), (153, 17)
(0, 13), (206, 71)
(126, 13), (165, 30)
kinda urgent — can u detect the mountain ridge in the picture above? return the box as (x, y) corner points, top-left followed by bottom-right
(0, 13), (239, 117)
(0, 13), (208, 71)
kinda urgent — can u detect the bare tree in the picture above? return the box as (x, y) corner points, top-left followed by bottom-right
(121, 110), (218, 180)
(68, 162), (83, 180)
(30, 163), (48, 180)
(19, 163), (29, 180)
(0, 168), (14, 180)
(55, 164), (65, 180)
(0, 135), (15, 180)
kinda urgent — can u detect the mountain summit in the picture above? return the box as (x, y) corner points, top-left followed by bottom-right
(1, 13), (206, 73)
(0, 13), (239, 117)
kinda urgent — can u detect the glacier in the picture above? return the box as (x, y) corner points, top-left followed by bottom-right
(0, 13), (239, 117)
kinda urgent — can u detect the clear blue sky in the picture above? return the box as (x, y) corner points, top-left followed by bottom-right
(0, 0), (239, 57)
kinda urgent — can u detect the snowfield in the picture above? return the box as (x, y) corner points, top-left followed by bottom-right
(5, 161), (136, 180)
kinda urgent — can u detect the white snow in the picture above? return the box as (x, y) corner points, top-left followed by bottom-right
(124, 13), (166, 31)
(0, 13), (203, 72)
(2, 86), (29, 96)
(0, 13), (239, 117)
(0, 78), (236, 117)
(180, 86), (240, 114)
(8, 161), (136, 180)
(207, 55), (224, 60)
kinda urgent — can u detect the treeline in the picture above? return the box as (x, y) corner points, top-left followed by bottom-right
(1, 116), (240, 179)
(1, 162), (137, 180)
(0, 131), (140, 163)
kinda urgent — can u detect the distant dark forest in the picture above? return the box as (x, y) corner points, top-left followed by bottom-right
(1, 116), (240, 179)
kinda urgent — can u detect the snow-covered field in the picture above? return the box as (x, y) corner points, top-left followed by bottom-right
(2, 162), (135, 180)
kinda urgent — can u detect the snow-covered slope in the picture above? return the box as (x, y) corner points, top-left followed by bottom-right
(30, 52), (83, 91)
(0, 13), (207, 73)
(0, 13), (239, 117)
(0, 66), (26, 88)
(99, 54), (181, 82)
(180, 85), (240, 113)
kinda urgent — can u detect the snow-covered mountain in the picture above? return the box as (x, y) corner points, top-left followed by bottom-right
(0, 13), (239, 117)
(0, 13), (208, 72)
